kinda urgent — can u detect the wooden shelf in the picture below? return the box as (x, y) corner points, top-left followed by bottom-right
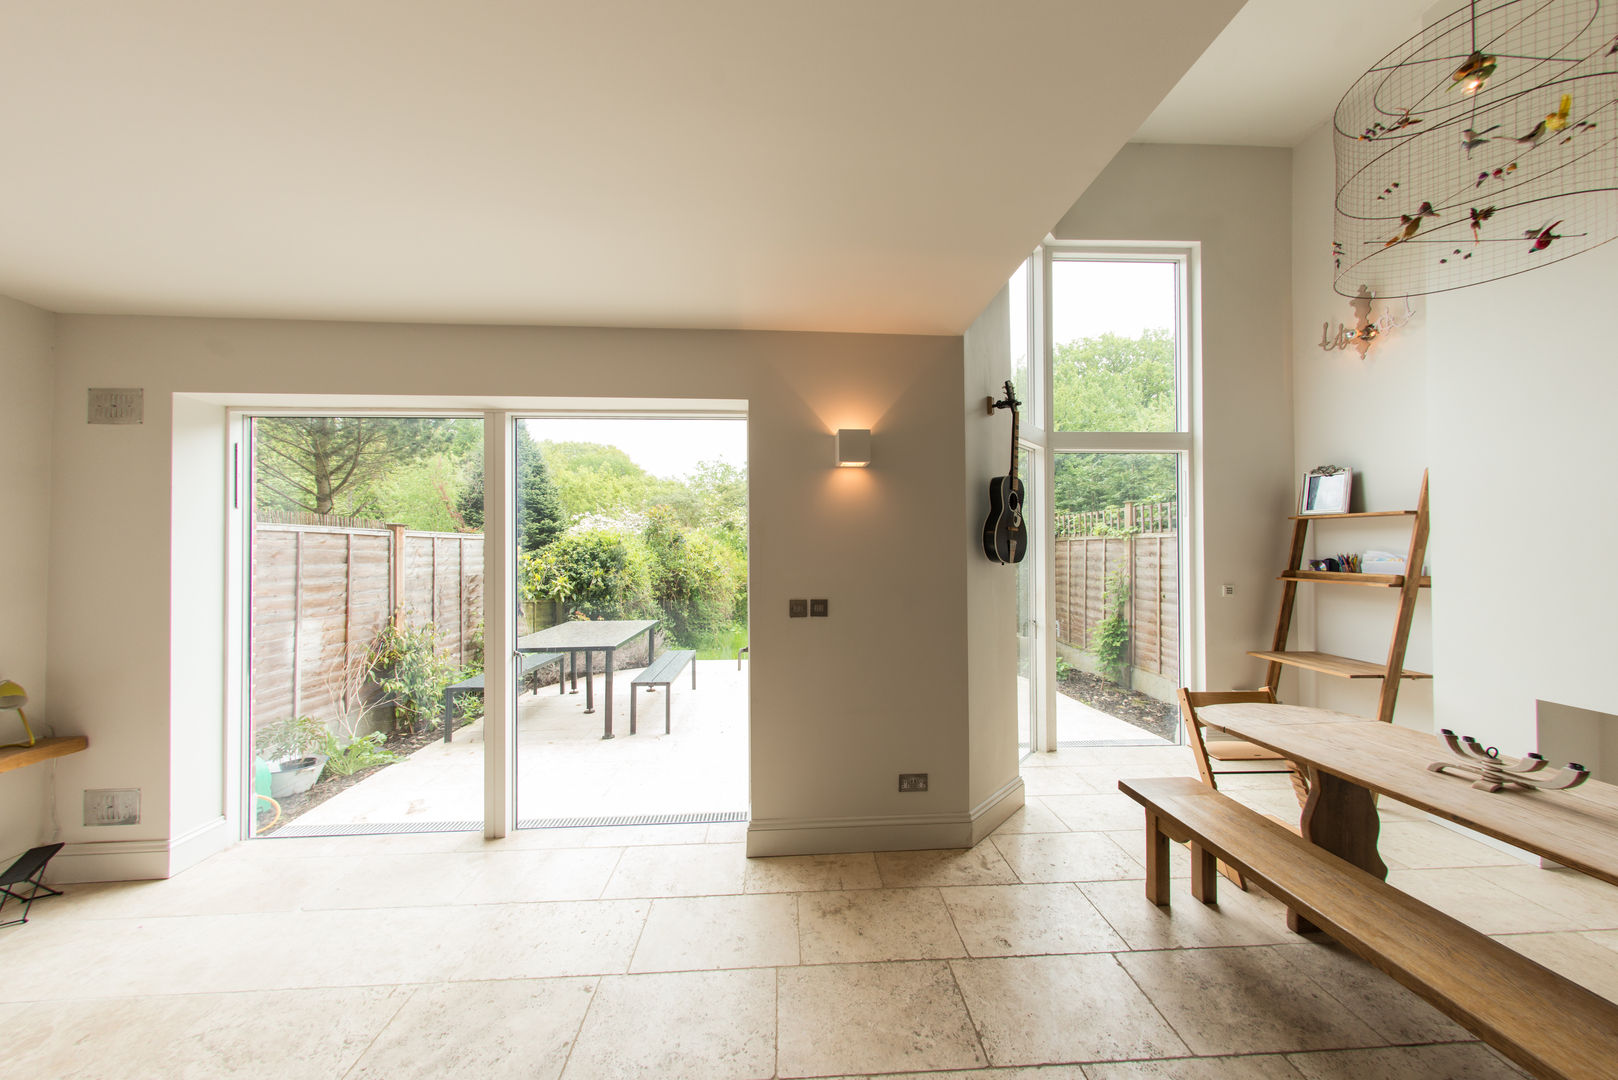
(0, 735), (89, 775)
(1280, 570), (1431, 588)
(1287, 510), (1418, 520)
(1249, 650), (1431, 680)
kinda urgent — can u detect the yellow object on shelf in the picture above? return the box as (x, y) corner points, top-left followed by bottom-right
(0, 679), (39, 749)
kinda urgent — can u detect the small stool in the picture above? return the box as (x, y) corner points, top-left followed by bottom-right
(0, 843), (64, 926)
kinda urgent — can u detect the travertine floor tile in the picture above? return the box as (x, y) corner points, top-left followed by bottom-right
(600, 842), (746, 897)
(1082, 1055), (1304, 1079)
(350, 978), (596, 1080)
(940, 882), (1126, 956)
(798, 887), (965, 963)
(1285, 1043), (1529, 1079)
(1375, 821), (1527, 869)
(1079, 878), (1298, 950)
(951, 953), (1189, 1065)
(1385, 868), (1583, 934)
(776, 961), (986, 1077)
(1469, 863), (1618, 929)
(452, 848), (623, 904)
(631, 893), (799, 971)
(563, 968), (775, 1080)
(874, 845), (1020, 887)
(1270, 942), (1470, 1044)
(743, 851), (881, 893)
(1043, 792), (1154, 832)
(989, 797), (1073, 835)
(991, 831), (1144, 883)
(0, 986), (410, 1079)
(1117, 946), (1383, 1055)
(1019, 767), (1105, 796)
(440, 899), (651, 981)
(1493, 930), (1618, 1003)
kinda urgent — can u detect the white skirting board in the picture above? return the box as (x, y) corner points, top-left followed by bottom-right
(47, 816), (233, 883)
(746, 777), (1025, 857)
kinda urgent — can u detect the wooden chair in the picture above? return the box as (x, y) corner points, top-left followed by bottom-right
(1178, 688), (1311, 888)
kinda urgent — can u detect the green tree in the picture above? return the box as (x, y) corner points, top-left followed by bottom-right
(519, 528), (655, 619)
(255, 417), (451, 519)
(459, 425), (566, 552)
(1050, 330), (1177, 515)
(538, 441), (679, 521)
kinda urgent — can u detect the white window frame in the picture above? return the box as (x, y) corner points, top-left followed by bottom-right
(1033, 240), (1202, 749)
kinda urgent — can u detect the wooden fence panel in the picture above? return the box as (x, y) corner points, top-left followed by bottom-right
(251, 523), (482, 730)
(1053, 530), (1178, 683)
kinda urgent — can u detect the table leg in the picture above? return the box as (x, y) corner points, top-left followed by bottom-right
(602, 649), (614, 739)
(1287, 768), (1387, 933)
(568, 651), (578, 693)
(584, 650), (595, 714)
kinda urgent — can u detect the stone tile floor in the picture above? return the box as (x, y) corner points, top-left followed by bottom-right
(5, 744), (1616, 1078)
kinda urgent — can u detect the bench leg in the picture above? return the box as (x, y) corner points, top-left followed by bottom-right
(1190, 843), (1218, 905)
(630, 686), (637, 735)
(1144, 811), (1171, 906)
(666, 684), (672, 734)
(444, 688), (455, 743)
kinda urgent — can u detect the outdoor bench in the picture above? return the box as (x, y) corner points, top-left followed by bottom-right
(1118, 776), (1618, 1080)
(441, 651), (564, 742)
(630, 649), (696, 734)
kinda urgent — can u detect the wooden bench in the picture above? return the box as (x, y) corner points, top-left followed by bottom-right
(1118, 776), (1618, 1080)
(630, 649), (695, 734)
(440, 651), (564, 742)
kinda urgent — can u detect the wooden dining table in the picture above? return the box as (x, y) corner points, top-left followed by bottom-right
(1196, 702), (1618, 897)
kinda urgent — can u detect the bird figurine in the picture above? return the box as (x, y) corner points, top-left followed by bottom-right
(1460, 126), (1498, 155)
(1526, 221), (1564, 251)
(1468, 206), (1496, 243)
(1448, 51), (1498, 94)
(1518, 94), (1572, 145)
(1385, 202), (1438, 247)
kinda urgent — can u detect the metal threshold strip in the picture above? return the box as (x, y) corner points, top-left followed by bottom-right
(267, 810), (748, 838)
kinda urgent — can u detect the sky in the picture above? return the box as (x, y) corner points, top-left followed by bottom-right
(1051, 259), (1176, 344)
(523, 416), (747, 480)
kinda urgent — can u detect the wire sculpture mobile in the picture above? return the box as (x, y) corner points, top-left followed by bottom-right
(1334, 0), (1618, 297)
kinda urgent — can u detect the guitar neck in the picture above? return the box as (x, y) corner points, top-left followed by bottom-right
(1008, 401), (1020, 480)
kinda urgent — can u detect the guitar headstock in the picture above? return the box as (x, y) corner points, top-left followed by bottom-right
(990, 380), (1021, 414)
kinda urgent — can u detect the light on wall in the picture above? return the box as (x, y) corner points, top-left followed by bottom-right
(1319, 285), (1416, 359)
(835, 428), (871, 468)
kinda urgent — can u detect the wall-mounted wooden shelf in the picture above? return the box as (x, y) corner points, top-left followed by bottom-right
(1261, 471), (1432, 724)
(1248, 650), (1431, 680)
(1279, 570), (1431, 588)
(0, 736), (89, 775)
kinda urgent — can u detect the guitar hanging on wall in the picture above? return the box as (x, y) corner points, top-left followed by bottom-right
(983, 380), (1027, 565)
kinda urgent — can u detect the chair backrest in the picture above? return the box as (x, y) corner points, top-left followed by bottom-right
(1178, 687), (1277, 728)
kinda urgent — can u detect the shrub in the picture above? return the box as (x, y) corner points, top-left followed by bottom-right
(255, 715), (327, 764)
(1094, 571), (1132, 686)
(519, 526), (655, 620)
(318, 731), (399, 778)
(370, 620), (458, 734)
(641, 506), (740, 647)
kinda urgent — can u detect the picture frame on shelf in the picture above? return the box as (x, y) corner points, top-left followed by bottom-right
(1300, 466), (1352, 515)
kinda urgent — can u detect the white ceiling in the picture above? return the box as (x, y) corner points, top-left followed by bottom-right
(1134, 0), (1430, 147)
(0, 1), (1245, 335)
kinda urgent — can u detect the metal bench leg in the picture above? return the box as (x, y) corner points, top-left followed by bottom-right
(1190, 842), (1219, 905)
(630, 686), (637, 735)
(1144, 811), (1171, 906)
(444, 688), (456, 743)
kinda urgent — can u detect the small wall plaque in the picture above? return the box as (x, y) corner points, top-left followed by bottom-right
(88, 388), (143, 425)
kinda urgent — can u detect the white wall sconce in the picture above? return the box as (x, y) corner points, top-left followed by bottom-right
(1319, 285), (1416, 359)
(835, 428), (871, 467)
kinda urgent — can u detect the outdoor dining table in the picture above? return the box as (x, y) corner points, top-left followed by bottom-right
(517, 619), (658, 739)
(1197, 702), (1618, 891)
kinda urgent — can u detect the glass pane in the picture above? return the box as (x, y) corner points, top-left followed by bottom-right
(513, 416), (750, 825)
(1015, 446), (1037, 753)
(248, 416), (484, 837)
(1051, 452), (1181, 745)
(1050, 259), (1179, 433)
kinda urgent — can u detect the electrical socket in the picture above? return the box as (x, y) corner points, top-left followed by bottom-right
(898, 773), (928, 792)
(84, 788), (141, 826)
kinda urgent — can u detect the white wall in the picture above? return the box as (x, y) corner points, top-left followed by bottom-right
(1290, 120), (1618, 747)
(0, 296), (56, 866)
(1050, 144), (1298, 693)
(1289, 125), (1433, 730)
(962, 282), (1024, 828)
(40, 315), (1001, 875)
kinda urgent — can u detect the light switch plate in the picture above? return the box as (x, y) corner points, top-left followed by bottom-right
(789, 598), (808, 618)
(810, 598), (828, 617)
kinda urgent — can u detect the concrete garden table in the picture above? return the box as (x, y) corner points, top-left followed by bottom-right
(517, 619), (658, 739)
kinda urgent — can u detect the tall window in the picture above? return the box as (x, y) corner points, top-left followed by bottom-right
(1040, 246), (1195, 748)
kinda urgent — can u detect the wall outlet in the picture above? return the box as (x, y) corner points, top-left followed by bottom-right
(898, 773), (928, 792)
(84, 788), (141, 826)
(789, 598), (808, 618)
(810, 598), (828, 617)
(87, 388), (144, 424)
(1221, 583), (1236, 597)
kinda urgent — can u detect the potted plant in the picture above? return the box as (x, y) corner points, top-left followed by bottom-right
(254, 715), (329, 798)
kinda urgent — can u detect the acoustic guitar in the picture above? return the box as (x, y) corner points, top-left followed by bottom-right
(983, 380), (1027, 564)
